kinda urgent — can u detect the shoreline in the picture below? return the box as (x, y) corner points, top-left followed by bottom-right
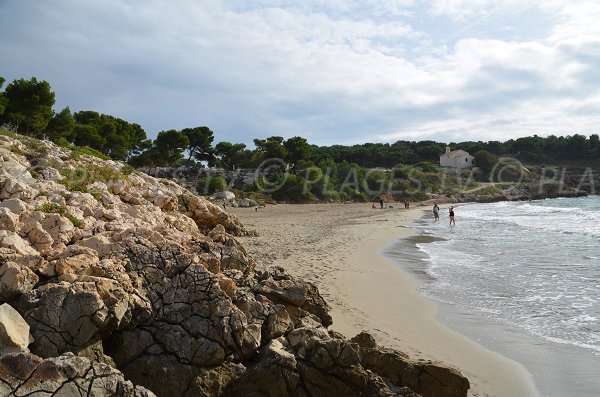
(406, 200), (600, 397)
(231, 203), (538, 397)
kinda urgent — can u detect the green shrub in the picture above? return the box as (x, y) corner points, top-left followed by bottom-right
(197, 175), (229, 195)
(35, 203), (65, 215)
(9, 145), (25, 156)
(35, 203), (82, 228)
(65, 214), (82, 228)
(415, 161), (439, 173)
(59, 163), (125, 193)
(71, 145), (109, 160)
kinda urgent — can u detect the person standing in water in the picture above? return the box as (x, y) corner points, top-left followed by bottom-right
(449, 206), (455, 226)
(433, 203), (440, 222)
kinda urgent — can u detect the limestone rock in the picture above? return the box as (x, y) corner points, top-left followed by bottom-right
(239, 198), (258, 208)
(255, 270), (332, 327)
(77, 234), (117, 258)
(186, 362), (246, 397)
(0, 198), (28, 215)
(0, 261), (39, 301)
(210, 190), (236, 202)
(0, 303), (33, 354)
(351, 332), (470, 397)
(0, 230), (38, 256)
(0, 207), (19, 232)
(23, 281), (129, 357)
(0, 352), (155, 396)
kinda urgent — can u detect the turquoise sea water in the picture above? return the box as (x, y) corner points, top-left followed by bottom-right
(390, 196), (600, 397)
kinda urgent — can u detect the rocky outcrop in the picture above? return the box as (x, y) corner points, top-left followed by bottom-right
(0, 352), (155, 396)
(0, 134), (469, 397)
(351, 332), (470, 397)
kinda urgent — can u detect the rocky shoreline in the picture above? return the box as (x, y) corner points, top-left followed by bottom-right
(0, 135), (469, 396)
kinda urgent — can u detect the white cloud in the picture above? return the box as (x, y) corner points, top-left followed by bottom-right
(0, 0), (599, 145)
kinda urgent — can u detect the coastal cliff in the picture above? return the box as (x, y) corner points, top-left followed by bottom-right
(0, 134), (469, 397)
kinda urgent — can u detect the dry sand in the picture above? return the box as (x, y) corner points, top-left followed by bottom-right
(231, 203), (539, 397)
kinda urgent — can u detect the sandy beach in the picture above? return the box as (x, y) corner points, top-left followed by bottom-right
(231, 203), (539, 397)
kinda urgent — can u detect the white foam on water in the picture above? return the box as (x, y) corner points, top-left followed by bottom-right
(414, 197), (600, 355)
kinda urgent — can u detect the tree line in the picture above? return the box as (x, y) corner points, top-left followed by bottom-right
(1, 75), (599, 172)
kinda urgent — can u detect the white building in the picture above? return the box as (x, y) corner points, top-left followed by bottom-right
(439, 147), (474, 169)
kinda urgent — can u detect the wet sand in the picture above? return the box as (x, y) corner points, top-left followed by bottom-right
(231, 203), (539, 397)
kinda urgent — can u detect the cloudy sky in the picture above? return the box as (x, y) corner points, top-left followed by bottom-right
(1, 0), (599, 145)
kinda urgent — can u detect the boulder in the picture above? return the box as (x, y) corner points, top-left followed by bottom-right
(210, 190), (236, 202)
(239, 198), (258, 208)
(0, 230), (38, 256)
(0, 261), (39, 301)
(0, 198), (28, 214)
(0, 303), (33, 354)
(0, 352), (155, 396)
(23, 281), (129, 357)
(351, 332), (470, 397)
(77, 234), (117, 258)
(27, 222), (54, 254)
(0, 207), (19, 232)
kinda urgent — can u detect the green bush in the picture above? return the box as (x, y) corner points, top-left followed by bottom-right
(35, 203), (82, 228)
(72, 145), (109, 160)
(415, 161), (439, 173)
(59, 163), (125, 193)
(35, 203), (65, 215)
(197, 175), (229, 195)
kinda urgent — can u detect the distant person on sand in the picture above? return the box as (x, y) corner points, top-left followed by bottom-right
(433, 203), (440, 222)
(223, 201), (227, 211)
(372, 203), (376, 209)
(380, 198), (384, 209)
(449, 206), (455, 226)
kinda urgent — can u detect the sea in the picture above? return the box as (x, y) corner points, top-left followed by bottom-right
(387, 196), (600, 397)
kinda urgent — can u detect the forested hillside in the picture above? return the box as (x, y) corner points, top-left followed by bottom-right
(1, 75), (598, 202)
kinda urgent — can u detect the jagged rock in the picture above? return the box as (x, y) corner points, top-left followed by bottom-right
(1, 178), (36, 201)
(0, 303), (33, 354)
(225, 338), (303, 397)
(0, 261), (39, 301)
(26, 222), (54, 254)
(0, 198), (28, 214)
(23, 280), (129, 357)
(239, 198), (258, 208)
(0, 352), (155, 396)
(41, 213), (75, 244)
(255, 271), (332, 327)
(0, 230), (38, 256)
(226, 331), (412, 397)
(77, 234), (117, 258)
(186, 362), (246, 397)
(0, 207), (19, 232)
(102, 241), (262, 395)
(351, 332), (470, 397)
(210, 190), (236, 202)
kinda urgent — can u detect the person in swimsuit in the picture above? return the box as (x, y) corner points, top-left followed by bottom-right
(449, 206), (455, 226)
(433, 203), (440, 221)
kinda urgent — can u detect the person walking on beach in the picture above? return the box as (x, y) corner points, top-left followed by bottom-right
(433, 203), (440, 222)
(379, 198), (384, 209)
(449, 206), (455, 226)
